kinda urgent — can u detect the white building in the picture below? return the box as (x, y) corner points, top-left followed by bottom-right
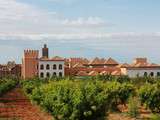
(38, 44), (65, 78)
(39, 57), (65, 78)
(120, 58), (160, 78)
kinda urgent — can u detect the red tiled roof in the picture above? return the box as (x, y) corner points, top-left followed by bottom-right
(89, 57), (105, 65)
(88, 71), (99, 76)
(104, 58), (119, 65)
(69, 58), (89, 67)
(77, 71), (88, 76)
(40, 56), (64, 61)
(83, 58), (90, 64)
(121, 62), (160, 69)
(52, 56), (64, 60)
(100, 71), (110, 75)
(73, 63), (85, 68)
(117, 63), (130, 68)
(100, 58), (106, 63)
(111, 70), (121, 76)
(149, 63), (159, 67)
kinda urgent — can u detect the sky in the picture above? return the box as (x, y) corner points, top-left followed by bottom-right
(0, 0), (160, 64)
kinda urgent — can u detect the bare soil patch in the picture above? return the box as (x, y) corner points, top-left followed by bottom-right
(0, 87), (53, 120)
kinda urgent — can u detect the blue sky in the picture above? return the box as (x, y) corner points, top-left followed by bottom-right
(0, 0), (160, 64)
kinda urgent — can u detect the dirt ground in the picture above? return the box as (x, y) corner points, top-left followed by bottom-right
(0, 87), (53, 120)
(108, 104), (152, 120)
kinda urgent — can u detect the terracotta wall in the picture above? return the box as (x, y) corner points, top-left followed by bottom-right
(22, 50), (39, 79)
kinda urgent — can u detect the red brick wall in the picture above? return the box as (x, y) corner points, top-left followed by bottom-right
(22, 50), (39, 79)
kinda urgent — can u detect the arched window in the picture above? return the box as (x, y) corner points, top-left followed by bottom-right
(59, 72), (62, 77)
(150, 72), (154, 77)
(46, 72), (50, 78)
(53, 64), (57, 70)
(46, 64), (50, 70)
(40, 72), (44, 78)
(40, 64), (44, 70)
(59, 64), (63, 70)
(144, 72), (148, 77)
(53, 72), (57, 76)
(157, 72), (160, 77)
(136, 73), (140, 77)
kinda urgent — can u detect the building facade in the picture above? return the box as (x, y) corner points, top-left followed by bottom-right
(22, 45), (160, 78)
(39, 57), (64, 78)
(120, 58), (160, 78)
(22, 44), (65, 79)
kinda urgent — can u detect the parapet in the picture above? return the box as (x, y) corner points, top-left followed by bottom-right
(24, 50), (39, 58)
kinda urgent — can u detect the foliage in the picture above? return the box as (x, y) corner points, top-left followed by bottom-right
(138, 83), (160, 113)
(21, 75), (160, 119)
(92, 74), (115, 81)
(0, 78), (17, 95)
(91, 75), (133, 84)
(21, 77), (47, 95)
(116, 76), (131, 83)
(150, 114), (160, 120)
(103, 82), (135, 111)
(30, 80), (109, 120)
(128, 96), (139, 118)
(22, 78), (135, 120)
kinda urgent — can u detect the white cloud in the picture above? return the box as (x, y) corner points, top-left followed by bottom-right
(0, 0), (107, 34)
(0, 32), (160, 63)
(61, 17), (106, 27)
(0, 0), (45, 22)
(0, 32), (159, 41)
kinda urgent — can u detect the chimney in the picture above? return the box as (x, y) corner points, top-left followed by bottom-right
(42, 44), (49, 58)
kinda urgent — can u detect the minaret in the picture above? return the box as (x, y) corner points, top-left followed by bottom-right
(42, 44), (49, 58)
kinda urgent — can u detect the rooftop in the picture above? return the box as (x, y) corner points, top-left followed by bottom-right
(39, 56), (64, 61)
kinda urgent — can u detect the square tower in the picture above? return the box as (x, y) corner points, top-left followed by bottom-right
(22, 50), (39, 79)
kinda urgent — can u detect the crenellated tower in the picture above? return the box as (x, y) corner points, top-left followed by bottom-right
(22, 50), (39, 79)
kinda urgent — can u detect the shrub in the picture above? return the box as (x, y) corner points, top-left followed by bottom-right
(31, 80), (109, 120)
(116, 76), (130, 83)
(139, 83), (160, 112)
(0, 79), (17, 95)
(128, 96), (139, 118)
(26, 79), (135, 120)
(21, 77), (46, 95)
(103, 82), (135, 110)
(94, 74), (115, 81)
(150, 114), (160, 120)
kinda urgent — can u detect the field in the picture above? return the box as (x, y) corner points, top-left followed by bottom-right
(1, 75), (160, 120)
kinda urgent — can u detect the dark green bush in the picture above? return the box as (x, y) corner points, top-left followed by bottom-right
(116, 76), (130, 83)
(139, 83), (160, 112)
(103, 82), (135, 110)
(0, 79), (17, 95)
(21, 77), (46, 94)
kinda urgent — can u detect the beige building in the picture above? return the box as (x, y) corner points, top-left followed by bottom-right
(120, 58), (160, 78)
